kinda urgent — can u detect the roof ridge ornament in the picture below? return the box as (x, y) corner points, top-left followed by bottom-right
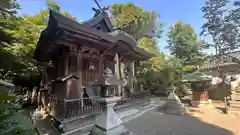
(92, 0), (109, 16)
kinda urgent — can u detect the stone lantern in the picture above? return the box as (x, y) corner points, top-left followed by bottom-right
(163, 85), (186, 116)
(91, 68), (127, 135)
(92, 68), (122, 97)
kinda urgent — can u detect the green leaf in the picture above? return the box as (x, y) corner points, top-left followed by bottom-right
(0, 91), (16, 101)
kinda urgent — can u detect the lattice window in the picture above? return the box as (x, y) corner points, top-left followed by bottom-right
(104, 60), (115, 74)
(82, 58), (100, 84)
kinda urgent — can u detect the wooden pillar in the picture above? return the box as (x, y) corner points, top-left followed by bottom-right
(114, 53), (121, 96)
(99, 56), (104, 76)
(64, 53), (69, 76)
(128, 61), (134, 94)
(132, 61), (135, 77)
(64, 52), (70, 100)
(77, 54), (84, 107)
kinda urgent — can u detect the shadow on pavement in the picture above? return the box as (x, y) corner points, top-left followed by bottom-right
(124, 107), (234, 135)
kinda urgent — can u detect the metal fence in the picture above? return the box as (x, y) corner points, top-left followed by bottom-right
(64, 97), (102, 119)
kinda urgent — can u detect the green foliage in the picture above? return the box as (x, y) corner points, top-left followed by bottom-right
(201, 0), (240, 55)
(111, 2), (163, 39)
(0, 0), (19, 47)
(0, 1), (76, 88)
(47, 1), (61, 12)
(110, 4), (164, 66)
(136, 37), (164, 77)
(0, 0), (20, 16)
(0, 91), (31, 135)
(164, 21), (209, 96)
(167, 20), (207, 66)
(0, 91), (16, 101)
(110, 3), (189, 96)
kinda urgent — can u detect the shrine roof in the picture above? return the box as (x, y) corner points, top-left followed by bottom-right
(200, 52), (240, 73)
(55, 74), (79, 82)
(0, 79), (14, 87)
(182, 71), (212, 83)
(34, 10), (153, 62)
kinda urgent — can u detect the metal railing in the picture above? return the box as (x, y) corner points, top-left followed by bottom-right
(64, 97), (102, 119)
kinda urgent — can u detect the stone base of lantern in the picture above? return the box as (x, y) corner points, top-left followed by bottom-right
(163, 91), (186, 116)
(91, 96), (127, 135)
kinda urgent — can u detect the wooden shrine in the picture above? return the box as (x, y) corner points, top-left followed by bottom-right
(190, 80), (212, 107)
(182, 72), (212, 107)
(33, 9), (153, 120)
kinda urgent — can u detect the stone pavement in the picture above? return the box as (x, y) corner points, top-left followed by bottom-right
(124, 109), (234, 135)
(123, 98), (234, 135)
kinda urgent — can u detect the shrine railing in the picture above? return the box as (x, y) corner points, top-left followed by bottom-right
(64, 97), (102, 119)
(132, 90), (151, 99)
(116, 90), (150, 108)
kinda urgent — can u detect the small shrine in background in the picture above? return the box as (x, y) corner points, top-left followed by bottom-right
(200, 52), (240, 116)
(182, 71), (212, 107)
(182, 52), (240, 116)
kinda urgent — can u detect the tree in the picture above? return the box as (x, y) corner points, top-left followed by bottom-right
(0, 0), (23, 81)
(167, 20), (207, 67)
(110, 2), (163, 40)
(0, 0), (19, 46)
(0, 0), (19, 16)
(201, 0), (240, 55)
(110, 3), (165, 92)
(0, 91), (31, 135)
(0, 1), (76, 88)
(136, 37), (164, 75)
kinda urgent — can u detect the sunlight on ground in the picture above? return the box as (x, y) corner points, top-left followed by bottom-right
(187, 106), (240, 135)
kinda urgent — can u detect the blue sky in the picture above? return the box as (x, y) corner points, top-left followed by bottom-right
(18, 0), (211, 54)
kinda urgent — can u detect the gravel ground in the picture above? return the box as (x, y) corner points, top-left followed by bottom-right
(187, 106), (240, 135)
(124, 100), (240, 135)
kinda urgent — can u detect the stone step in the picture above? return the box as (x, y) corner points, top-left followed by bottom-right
(120, 103), (162, 123)
(231, 95), (240, 100)
(117, 102), (153, 120)
(227, 108), (240, 117)
(61, 123), (94, 135)
(229, 101), (240, 109)
(228, 107), (240, 111)
(114, 99), (148, 111)
(230, 100), (240, 104)
(62, 115), (95, 133)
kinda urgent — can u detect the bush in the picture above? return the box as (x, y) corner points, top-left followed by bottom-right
(0, 91), (31, 135)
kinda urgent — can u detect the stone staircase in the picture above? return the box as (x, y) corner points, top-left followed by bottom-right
(231, 92), (240, 101)
(227, 92), (240, 117)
